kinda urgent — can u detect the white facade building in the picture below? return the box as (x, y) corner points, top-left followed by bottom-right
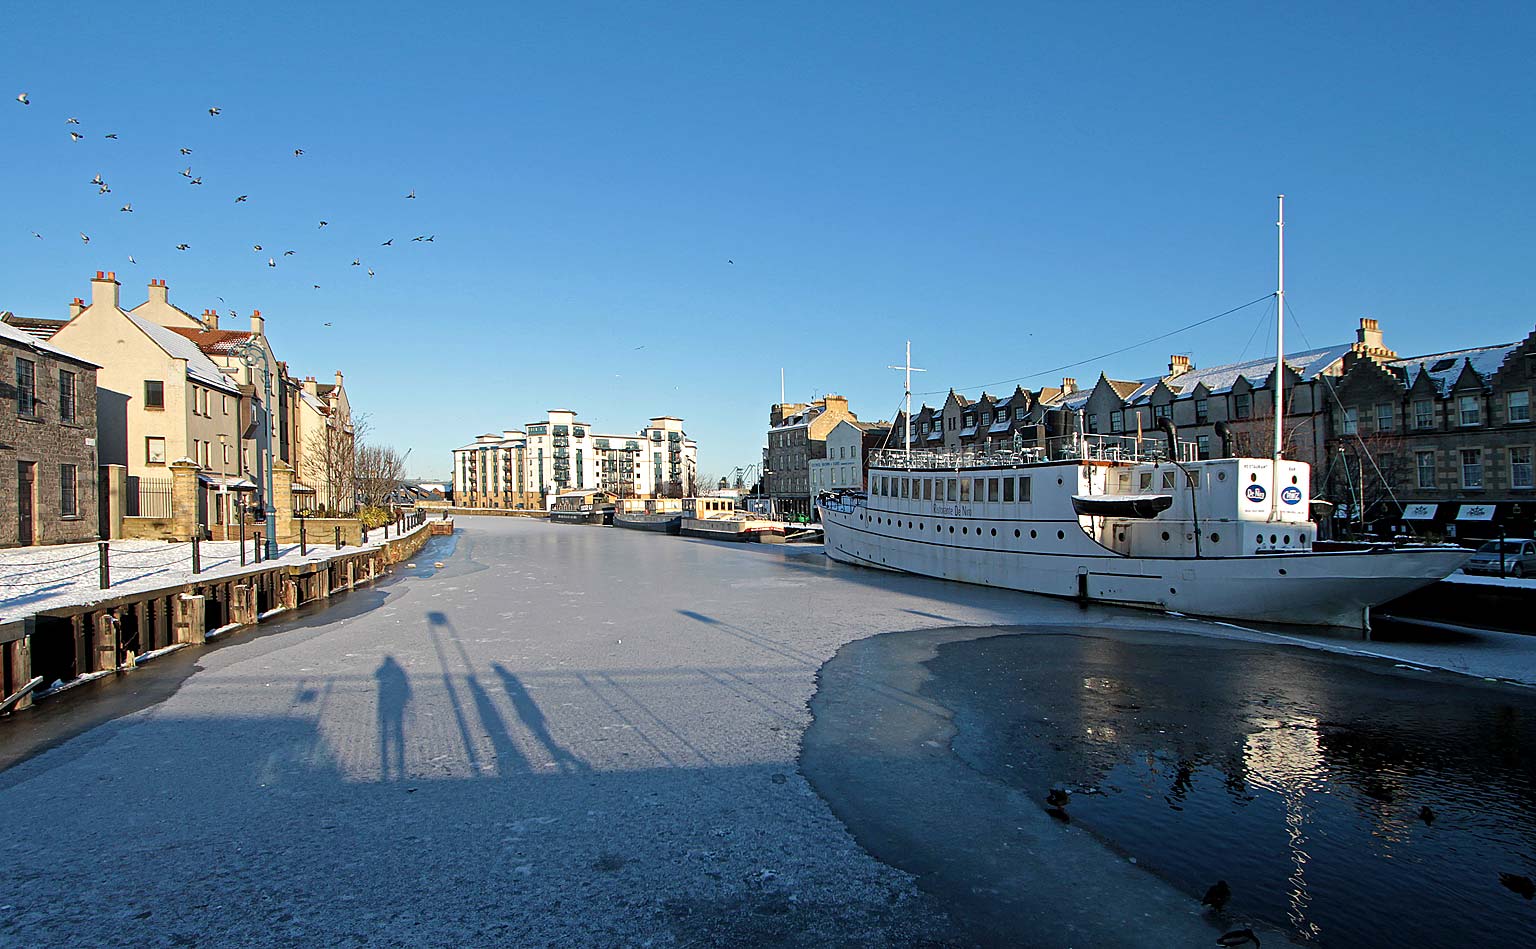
(810, 419), (886, 495)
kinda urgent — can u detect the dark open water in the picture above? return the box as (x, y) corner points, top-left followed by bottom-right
(926, 632), (1536, 947)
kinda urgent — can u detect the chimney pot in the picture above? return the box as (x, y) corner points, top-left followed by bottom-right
(95, 271), (104, 279)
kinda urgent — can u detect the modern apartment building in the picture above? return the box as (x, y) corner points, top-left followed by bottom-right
(1, 319), (100, 546)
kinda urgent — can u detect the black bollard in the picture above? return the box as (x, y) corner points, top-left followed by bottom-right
(192, 534), (201, 575)
(238, 502), (247, 566)
(98, 540), (110, 590)
(335, 525), (341, 550)
(300, 519), (307, 556)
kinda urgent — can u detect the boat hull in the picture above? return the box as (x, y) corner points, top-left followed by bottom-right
(818, 503), (1467, 629)
(681, 518), (786, 543)
(613, 512), (682, 534)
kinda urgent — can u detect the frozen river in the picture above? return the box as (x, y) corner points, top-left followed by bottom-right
(1, 516), (1532, 947)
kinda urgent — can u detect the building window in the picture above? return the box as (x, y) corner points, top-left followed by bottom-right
(1375, 403), (1394, 432)
(223, 394), (230, 415)
(1416, 451), (1435, 490)
(1153, 404), (1171, 422)
(1413, 399), (1433, 429)
(60, 464), (78, 516)
(1195, 399), (1209, 424)
(1109, 410), (1124, 433)
(147, 436), (167, 464)
(16, 357), (36, 417)
(1458, 394), (1481, 426)
(1015, 408), (1027, 421)
(962, 413), (975, 428)
(1197, 435), (1211, 460)
(145, 380), (165, 409)
(59, 369), (77, 422)
(1511, 447), (1533, 490)
(1341, 407), (1358, 435)
(1510, 390), (1531, 424)
(949, 417), (956, 430)
(981, 413), (991, 426)
(1087, 414), (1099, 434)
(1461, 448), (1482, 489)
(1234, 392), (1252, 419)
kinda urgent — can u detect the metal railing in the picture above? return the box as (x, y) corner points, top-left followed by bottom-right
(126, 476), (175, 518)
(868, 433), (1197, 471)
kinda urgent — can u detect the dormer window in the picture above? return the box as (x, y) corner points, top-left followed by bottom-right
(1458, 395), (1481, 427)
(1234, 392), (1252, 420)
(981, 413), (991, 425)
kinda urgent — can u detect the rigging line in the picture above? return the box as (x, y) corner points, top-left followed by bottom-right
(1285, 300), (1417, 533)
(917, 293), (1273, 398)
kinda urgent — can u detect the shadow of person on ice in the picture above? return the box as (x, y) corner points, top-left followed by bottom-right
(374, 655), (411, 781)
(493, 662), (587, 773)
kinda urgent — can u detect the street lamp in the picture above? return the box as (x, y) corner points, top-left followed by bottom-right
(230, 338), (279, 559)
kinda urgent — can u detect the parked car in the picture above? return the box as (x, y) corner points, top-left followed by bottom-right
(1462, 538), (1536, 578)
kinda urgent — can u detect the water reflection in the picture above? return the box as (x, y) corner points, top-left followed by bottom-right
(927, 632), (1536, 948)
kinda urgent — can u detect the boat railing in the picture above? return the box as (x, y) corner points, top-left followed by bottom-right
(869, 434), (1197, 470)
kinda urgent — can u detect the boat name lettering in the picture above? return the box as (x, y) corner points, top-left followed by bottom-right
(932, 504), (973, 517)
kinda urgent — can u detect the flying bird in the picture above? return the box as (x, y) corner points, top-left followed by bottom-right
(176, 243), (190, 251)
(1216, 929), (1260, 948)
(208, 106), (221, 116)
(127, 255), (136, 264)
(66, 117), (79, 125)
(181, 167), (192, 178)
(406, 189), (415, 199)
(252, 244), (263, 251)
(80, 233), (90, 244)
(633, 345), (645, 351)
(98, 185), (110, 194)
(367, 268), (374, 278)
(179, 147), (192, 155)
(31, 231), (42, 239)
(16, 93), (29, 105)
(235, 195), (248, 203)
(268, 257), (276, 268)
(351, 258), (360, 266)
(227, 309), (236, 319)
(283, 250), (295, 256)
(411, 235), (424, 242)
(318, 221), (328, 228)
(69, 132), (83, 142)
(293, 148), (303, 156)
(312, 284), (321, 289)
(728, 259), (734, 264)
(120, 203), (132, 212)
(91, 174), (104, 185)
(1202, 880), (1232, 912)
(381, 238), (392, 246)
(189, 177), (203, 185)
(323, 321), (333, 326)
(104, 133), (118, 139)
(425, 235), (434, 242)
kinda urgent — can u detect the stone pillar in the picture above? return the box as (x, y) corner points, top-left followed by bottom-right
(174, 594), (207, 645)
(102, 464), (128, 540)
(169, 459), (202, 541)
(93, 613), (120, 672)
(272, 461), (295, 542)
(2, 623), (33, 712)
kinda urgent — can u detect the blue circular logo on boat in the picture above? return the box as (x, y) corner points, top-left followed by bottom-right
(1281, 486), (1303, 505)
(1245, 484), (1267, 503)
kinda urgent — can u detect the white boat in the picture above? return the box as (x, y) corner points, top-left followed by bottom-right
(817, 199), (1470, 629)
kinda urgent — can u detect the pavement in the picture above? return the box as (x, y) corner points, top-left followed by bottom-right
(1, 515), (1531, 947)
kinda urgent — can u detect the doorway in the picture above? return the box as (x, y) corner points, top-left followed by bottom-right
(17, 461), (36, 545)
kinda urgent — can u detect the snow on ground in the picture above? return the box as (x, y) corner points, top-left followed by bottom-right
(0, 523), (430, 625)
(1443, 570), (1536, 589)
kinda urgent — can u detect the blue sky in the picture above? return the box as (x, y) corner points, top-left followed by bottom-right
(4, 2), (1532, 479)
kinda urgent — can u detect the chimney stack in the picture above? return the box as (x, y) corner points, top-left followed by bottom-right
(205, 307), (219, 330)
(1353, 316), (1396, 359)
(90, 270), (120, 311)
(303, 375), (319, 395)
(147, 278), (168, 306)
(334, 370), (344, 389)
(1061, 377), (1077, 393)
(1168, 354), (1193, 376)
(250, 309), (264, 336)
(68, 297), (86, 320)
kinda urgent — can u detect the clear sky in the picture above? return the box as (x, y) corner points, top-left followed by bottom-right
(3, 2), (1532, 480)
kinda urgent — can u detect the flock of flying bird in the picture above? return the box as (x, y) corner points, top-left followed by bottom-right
(15, 90), (436, 295)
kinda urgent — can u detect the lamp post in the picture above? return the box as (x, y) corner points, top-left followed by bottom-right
(231, 338), (279, 559)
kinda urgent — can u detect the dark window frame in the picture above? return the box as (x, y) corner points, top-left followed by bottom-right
(144, 379), (165, 410)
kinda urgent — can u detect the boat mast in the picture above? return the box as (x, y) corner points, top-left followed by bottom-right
(1273, 194), (1285, 520)
(888, 341), (926, 458)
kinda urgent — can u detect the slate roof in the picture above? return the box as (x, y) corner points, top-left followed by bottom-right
(1, 313), (69, 342)
(1124, 343), (1354, 403)
(1391, 344), (1518, 396)
(127, 314), (241, 393)
(167, 326), (255, 357)
(0, 316), (99, 367)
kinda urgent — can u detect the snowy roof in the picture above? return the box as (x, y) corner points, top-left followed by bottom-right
(1, 312), (69, 342)
(127, 313), (241, 394)
(1391, 343), (1518, 396)
(958, 425), (977, 438)
(988, 419), (1012, 434)
(1126, 343), (1354, 403)
(298, 389), (330, 414)
(0, 315), (99, 367)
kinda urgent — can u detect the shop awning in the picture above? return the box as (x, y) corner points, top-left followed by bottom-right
(1457, 503), (1497, 521)
(1403, 503), (1439, 520)
(199, 473), (256, 491)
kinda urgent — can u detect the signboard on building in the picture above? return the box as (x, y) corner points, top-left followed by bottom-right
(1403, 503), (1438, 520)
(1457, 503), (1496, 521)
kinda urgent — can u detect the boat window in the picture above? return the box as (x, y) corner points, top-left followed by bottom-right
(881, 476), (889, 496)
(946, 479), (956, 501)
(959, 479), (970, 502)
(988, 478), (999, 502)
(1019, 476), (1032, 502)
(1162, 471), (1176, 490)
(972, 478), (984, 500)
(900, 478), (910, 499)
(1139, 472), (1153, 491)
(924, 479), (933, 500)
(1003, 478), (1015, 502)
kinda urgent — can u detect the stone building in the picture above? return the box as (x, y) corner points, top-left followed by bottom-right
(1, 319), (100, 546)
(764, 396), (856, 517)
(1327, 325), (1536, 539)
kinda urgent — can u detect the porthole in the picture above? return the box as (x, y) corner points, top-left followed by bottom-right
(1300, 533), (1308, 543)
(1057, 530), (1065, 540)
(962, 527), (968, 535)
(1014, 529), (1021, 538)
(1291, 475), (1299, 485)
(1030, 530), (1038, 539)
(1250, 473), (1258, 482)
(1057, 477), (1064, 485)
(1270, 534), (1278, 544)
(1161, 531), (1170, 541)
(1217, 471), (1227, 481)
(1284, 534), (1291, 544)
(1169, 587), (1177, 595)
(949, 526), (955, 534)
(1279, 568), (1288, 576)
(1117, 532), (1126, 542)
(1210, 532), (1220, 543)
(919, 522), (924, 530)
(991, 528), (997, 537)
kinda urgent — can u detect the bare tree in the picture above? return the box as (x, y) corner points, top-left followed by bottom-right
(301, 411), (359, 514)
(355, 436), (410, 510)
